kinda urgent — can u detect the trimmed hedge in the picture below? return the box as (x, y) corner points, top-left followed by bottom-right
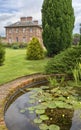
(26, 37), (44, 60)
(45, 46), (81, 76)
(0, 43), (5, 66)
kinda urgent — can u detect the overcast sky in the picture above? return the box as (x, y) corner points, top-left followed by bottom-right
(0, 0), (81, 36)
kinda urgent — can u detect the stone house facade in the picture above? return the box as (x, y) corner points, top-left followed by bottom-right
(5, 17), (43, 45)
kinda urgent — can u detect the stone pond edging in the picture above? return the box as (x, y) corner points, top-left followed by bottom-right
(0, 73), (65, 130)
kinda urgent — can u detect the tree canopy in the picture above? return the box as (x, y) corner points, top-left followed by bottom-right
(42, 0), (75, 56)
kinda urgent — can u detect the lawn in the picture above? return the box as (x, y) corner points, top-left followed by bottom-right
(0, 48), (50, 85)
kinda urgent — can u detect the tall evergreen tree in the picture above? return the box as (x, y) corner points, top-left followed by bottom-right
(42, 0), (75, 56)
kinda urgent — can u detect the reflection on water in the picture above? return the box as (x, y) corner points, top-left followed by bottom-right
(5, 92), (40, 130)
(70, 109), (81, 130)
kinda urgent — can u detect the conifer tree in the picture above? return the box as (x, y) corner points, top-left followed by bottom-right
(42, 0), (75, 56)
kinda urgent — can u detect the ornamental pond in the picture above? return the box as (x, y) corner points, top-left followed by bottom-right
(4, 81), (81, 130)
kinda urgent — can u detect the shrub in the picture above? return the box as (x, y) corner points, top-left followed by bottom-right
(19, 42), (27, 48)
(43, 47), (48, 57)
(0, 43), (5, 66)
(2, 42), (13, 48)
(12, 43), (19, 49)
(45, 46), (81, 76)
(26, 37), (44, 60)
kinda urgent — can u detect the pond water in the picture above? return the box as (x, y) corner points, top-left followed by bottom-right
(5, 92), (40, 130)
(5, 85), (81, 130)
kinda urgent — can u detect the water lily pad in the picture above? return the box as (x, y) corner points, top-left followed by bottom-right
(73, 101), (81, 109)
(55, 101), (67, 108)
(51, 87), (59, 93)
(35, 109), (45, 114)
(58, 96), (66, 101)
(34, 118), (42, 124)
(34, 104), (47, 110)
(29, 110), (34, 114)
(49, 124), (60, 130)
(20, 109), (26, 113)
(28, 99), (35, 104)
(40, 115), (49, 120)
(28, 107), (35, 111)
(39, 124), (48, 130)
(48, 102), (56, 108)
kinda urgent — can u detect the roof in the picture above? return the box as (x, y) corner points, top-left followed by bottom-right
(5, 21), (42, 29)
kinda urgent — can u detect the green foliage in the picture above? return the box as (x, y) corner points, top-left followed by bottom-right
(26, 37), (44, 60)
(42, 0), (75, 56)
(0, 43), (5, 66)
(12, 43), (19, 49)
(79, 24), (81, 45)
(45, 46), (81, 76)
(48, 77), (65, 87)
(19, 42), (27, 48)
(20, 81), (81, 130)
(72, 63), (81, 86)
(3, 42), (27, 49)
(48, 77), (59, 87)
(72, 33), (80, 45)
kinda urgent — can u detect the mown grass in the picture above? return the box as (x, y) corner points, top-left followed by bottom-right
(0, 48), (50, 85)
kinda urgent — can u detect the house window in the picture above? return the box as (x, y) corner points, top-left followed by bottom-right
(16, 37), (18, 42)
(23, 28), (26, 33)
(9, 29), (12, 33)
(16, 29), (18, 33)
(23, 37), (26, 42)
(9, 38), (12, 43)
(30, 28), (32, 33)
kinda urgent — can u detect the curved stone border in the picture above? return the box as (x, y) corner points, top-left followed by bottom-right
(0, 73), (65, 130)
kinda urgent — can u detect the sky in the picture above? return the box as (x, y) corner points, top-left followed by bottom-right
(0, 0), (81, 36)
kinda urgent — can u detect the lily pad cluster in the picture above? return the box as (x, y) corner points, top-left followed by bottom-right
(20, 84), (81, 130)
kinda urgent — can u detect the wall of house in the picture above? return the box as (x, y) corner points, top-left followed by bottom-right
(5, 17), (43, 46)
(6, 26), (43, 45)
(6, 27), (42, 44)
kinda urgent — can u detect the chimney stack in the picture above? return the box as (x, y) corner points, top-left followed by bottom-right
(20, 16), (33, 22)
(20, 17), (27, 22)
(27, 17), (32, 22)
(33, 20), (38, 25)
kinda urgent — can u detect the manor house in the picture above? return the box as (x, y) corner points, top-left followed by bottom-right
(5, 16), (43, 45)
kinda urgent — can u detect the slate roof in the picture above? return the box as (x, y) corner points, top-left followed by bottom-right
(5, 21), (42, 28)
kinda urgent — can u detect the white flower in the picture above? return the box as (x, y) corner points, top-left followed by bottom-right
(39, 100), (41, 103)
(67, 97), (69, 99)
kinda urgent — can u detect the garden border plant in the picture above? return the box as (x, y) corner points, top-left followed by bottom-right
(0, 43), (5, 66)
(45, 46), (81, 78)
(26, 37), (44, 60)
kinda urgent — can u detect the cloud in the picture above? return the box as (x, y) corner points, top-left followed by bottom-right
(0, 0), (44, 36)
(0, 0), (81, 36)
(72, 0), (81, 33)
